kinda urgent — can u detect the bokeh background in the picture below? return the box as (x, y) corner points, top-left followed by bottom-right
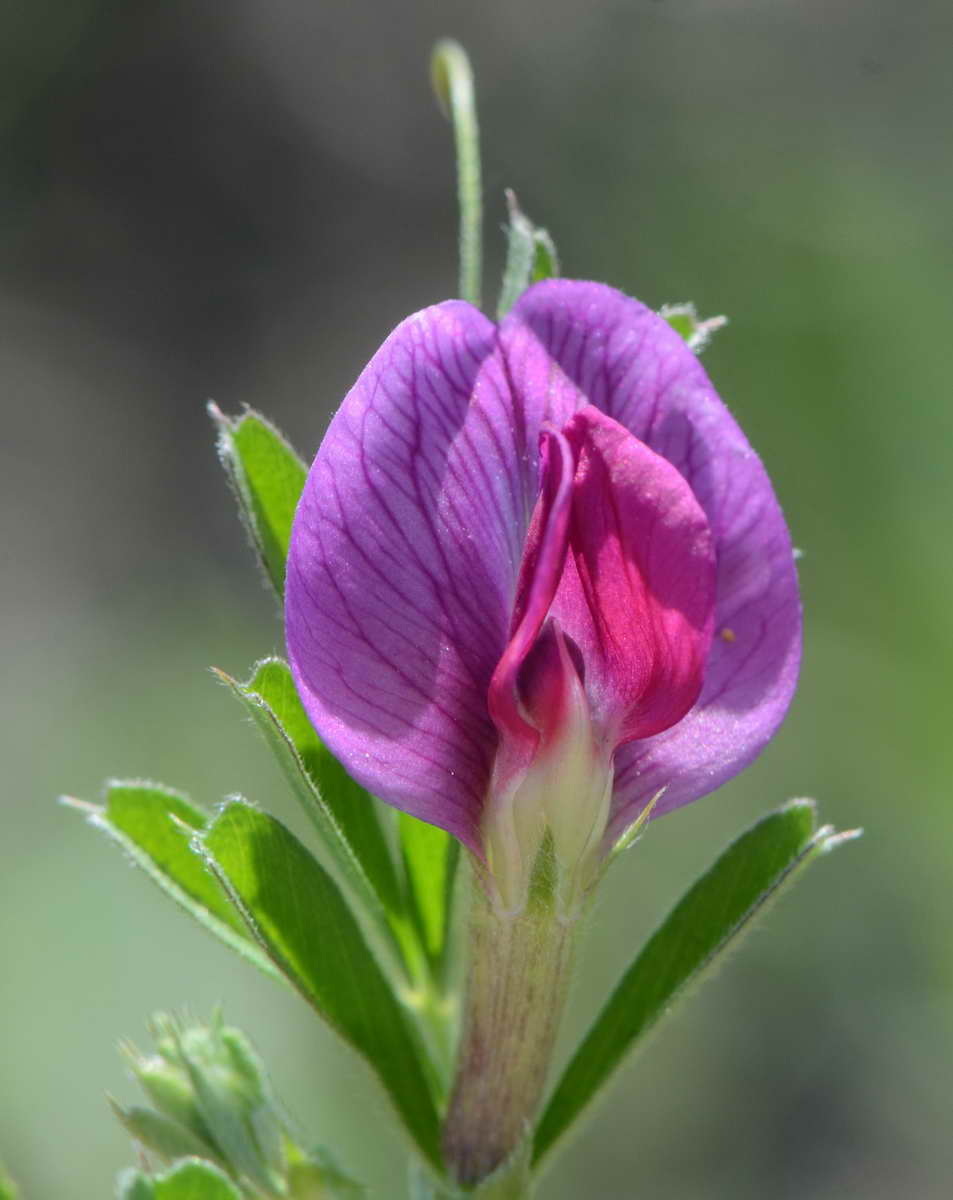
(2, 1), (951, 1196)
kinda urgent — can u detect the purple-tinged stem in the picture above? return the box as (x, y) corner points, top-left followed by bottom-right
(442, 878), (577, 1187)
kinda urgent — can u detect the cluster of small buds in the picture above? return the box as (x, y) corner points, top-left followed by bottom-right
(113, 1012), (363, 1199)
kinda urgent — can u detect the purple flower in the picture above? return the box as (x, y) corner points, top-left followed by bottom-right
(286, 281), (800, 907)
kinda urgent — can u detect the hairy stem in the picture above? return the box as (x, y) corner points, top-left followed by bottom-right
(442, 882), (577, 1187)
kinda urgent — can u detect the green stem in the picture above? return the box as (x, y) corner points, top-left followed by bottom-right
(442, 880), (577, 1188)
(431, 40), (483, 308)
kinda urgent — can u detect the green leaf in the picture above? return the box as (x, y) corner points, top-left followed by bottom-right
(659, 301), (727, 354)
(534, 801), (860, 1164)
(399, 813), (459, 973)
(199, 801), (443, 1169)
(215, 659), (420, 977)
(210, 405), (307, 598)
(62, 783), (284, 986)
(497, 190), (560, 319)
(151, 1159), (242, 1200)
(116, 1169), (156, 1200)
(528, 231), (558, 285)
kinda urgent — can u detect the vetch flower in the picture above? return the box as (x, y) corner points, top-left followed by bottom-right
(285, 280), (800, 913)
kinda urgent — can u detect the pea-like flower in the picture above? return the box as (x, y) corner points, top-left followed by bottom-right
(285, 280), (800, 912)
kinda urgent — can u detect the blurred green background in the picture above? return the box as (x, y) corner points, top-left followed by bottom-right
(2, 1), (950, 1196)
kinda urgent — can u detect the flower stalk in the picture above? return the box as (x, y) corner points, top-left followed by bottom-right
(431, 39), (483, 308)
(442, 873), (578, 1188)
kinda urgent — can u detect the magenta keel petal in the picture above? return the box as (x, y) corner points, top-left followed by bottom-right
(558, 405), (716, 745)
(501, 281), (801, 833)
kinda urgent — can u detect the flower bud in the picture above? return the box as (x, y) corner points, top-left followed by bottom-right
(124, 1046), (211, 1145)
(115, 1014), (365, 1198)
(119, 1012), (284, 1194)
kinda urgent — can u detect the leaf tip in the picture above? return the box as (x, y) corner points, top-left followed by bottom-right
(780, 796), (818, 822)
(607, 786), (666, 862)
(816, 826), (863, 854)
(209, 665), (238, 687)
(207, 399), (228, 427)
(59, 793), (99, 815)
(504, 187), (528, 228)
